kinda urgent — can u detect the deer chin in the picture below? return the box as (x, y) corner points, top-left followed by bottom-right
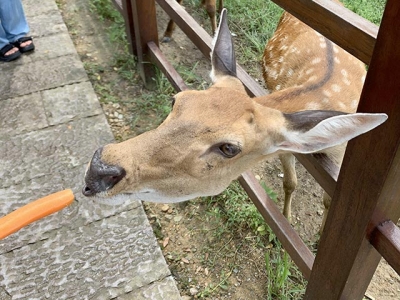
(93, 188), (220, 206)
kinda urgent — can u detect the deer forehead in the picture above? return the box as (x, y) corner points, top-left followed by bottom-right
(171, 84), (255, 127)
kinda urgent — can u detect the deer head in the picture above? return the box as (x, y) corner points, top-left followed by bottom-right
(82, 9), (387, 206)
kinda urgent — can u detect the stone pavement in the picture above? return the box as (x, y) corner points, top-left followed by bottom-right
(0, 0), (181, 299)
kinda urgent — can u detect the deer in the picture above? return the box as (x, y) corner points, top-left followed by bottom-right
(82, 8), (387, 232)
(162, 0), (223, 43)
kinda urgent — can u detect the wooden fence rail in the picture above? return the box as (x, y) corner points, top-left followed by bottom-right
(111, 0), (400, 298)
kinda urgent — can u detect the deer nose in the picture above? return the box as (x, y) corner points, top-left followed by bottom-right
(82, 147), (126, 197)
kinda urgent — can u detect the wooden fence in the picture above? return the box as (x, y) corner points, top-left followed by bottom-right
(111, 0), (400, 298)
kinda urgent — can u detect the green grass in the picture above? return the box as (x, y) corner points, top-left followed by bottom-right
(202, 181), (306, 298)
(342, 0), (386, 25)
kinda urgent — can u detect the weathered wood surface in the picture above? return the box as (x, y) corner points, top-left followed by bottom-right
(305, 0), (400, 298)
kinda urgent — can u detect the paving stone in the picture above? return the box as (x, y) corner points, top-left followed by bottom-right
(0, 208), (173, 300)
(42, 82), (103, 125)
(0, 92), (47, 137)
(0, 115), (113, 189)
(27, 11), (68, 38)
(22, 0), (60, 17)
(118, 277), (182, 300)
(0, 54), (87, 100)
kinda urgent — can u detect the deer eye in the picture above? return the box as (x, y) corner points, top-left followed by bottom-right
(218, 143), (241, 158)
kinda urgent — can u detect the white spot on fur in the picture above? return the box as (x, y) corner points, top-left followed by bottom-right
(341, 69), (348, 77)
(338, 101), (347, 110)
(312, 57), (322, 64)
(334, 57), (341, 64)
(322, 98), (330, 104)
(275, 84), (281, 90)
(333, 46), (339, 53)
(287, 69), (294, 77)
(305, 68), (314, 75)
(361, 75), (366, 83)
(342, 78), (351, 86)
(331, 84), (342, 92)
(305, 102), (321, 110)
(269, 69), (278, 80)
(351, 100), (358, 109)
(323, 90), (332, 97)
(280, 45), (288, 51)
(308, 76), (317, 82)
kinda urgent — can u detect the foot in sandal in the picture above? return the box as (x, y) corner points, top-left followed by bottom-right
(12, 36), (35, 53)
(0, 44), (21, 62)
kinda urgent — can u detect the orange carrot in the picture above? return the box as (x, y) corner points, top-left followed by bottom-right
(0, 189), (74, 240)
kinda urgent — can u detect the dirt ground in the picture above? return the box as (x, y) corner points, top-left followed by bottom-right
(58, 0), (399, 299)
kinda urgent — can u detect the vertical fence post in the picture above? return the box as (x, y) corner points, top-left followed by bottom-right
(304, 0), (400, 298)
(121, 0), (137, 56)
(130, 0), (159, 89)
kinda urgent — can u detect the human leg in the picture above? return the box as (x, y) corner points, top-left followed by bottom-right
(0, 0), (30, 42)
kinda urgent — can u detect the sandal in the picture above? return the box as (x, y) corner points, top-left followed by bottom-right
(12, 36), (35, 53)
(0, 44), (21, 62)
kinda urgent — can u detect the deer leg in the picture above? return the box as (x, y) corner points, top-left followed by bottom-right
(279, 153), (297, 222)
(162, 0), (184, 43)
(218, 0), (224, 13)
(203, 0), (218, 35)
(320, 192), (331, 235)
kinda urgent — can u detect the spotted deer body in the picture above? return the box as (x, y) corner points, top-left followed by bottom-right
(162, 0), (223, 42)
(83, 9), (387, 230)
(260, 11), (367, 228)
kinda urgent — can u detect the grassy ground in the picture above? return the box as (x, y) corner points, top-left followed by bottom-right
(84, 0), (385, 298)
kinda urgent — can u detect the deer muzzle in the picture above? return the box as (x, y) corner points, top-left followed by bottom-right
(82, 147), (126, 197)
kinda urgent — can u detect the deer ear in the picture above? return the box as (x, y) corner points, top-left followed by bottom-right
(210, 8), (236, 82)
(274, 111), (388, 154)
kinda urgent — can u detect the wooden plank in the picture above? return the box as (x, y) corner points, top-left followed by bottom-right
(304, 0), (400, 298)
(272, 0), (378, 65)
(147, 41), (189, 92)
(340, 146), (400, 298)
(239, 172), (314, 279)
(131, 0), (159, 88)
(370, 220), (400, 276)
(118, 0), (137, 56)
